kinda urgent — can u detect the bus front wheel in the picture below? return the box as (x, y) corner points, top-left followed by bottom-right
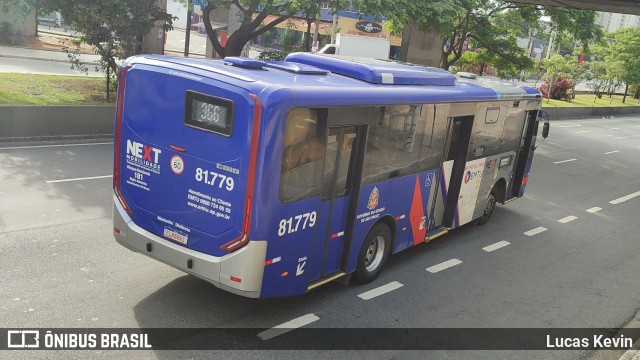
(475, 191), (496, 225)
(354, 224), (392, 284)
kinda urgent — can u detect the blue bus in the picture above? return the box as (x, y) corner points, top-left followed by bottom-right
(113, 53), (547, 298)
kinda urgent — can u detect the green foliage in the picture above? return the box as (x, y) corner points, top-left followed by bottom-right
(257, 49), (286, 61)
(358, 0), (600, 73)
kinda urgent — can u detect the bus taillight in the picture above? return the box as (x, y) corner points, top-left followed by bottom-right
(220, 94), (262, 253)
(114, 65), (133, 214)
(522, 175), (529, 185)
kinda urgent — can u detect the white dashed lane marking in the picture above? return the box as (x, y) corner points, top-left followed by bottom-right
(610, 191), (640, 205)
(426, 259), (462, 273)
(257, 314), (320, 340)
(46, 175), (113, 183)
(576, 130), (589, 134)
(604, 150), (621, 154)
(482, 241), (510, 253)
(554, 159), (577, 164)
(586, 207), (602, 213)
(558, 216), (577, 224)
(614, 135), (636, 140)
(357, 281), (403, 300)
(524, 227), (547, 236)
(558, 124), (581, 128)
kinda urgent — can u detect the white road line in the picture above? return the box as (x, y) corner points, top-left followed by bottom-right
(558, 216), (577, 224)
(614, 135), (634, 140)
(46, 175), (113, 183)
(576, 130), (589, 134)
(426, 259), (462, 273)
(618, 349), (638, 360)
(0, 142), (113, 150)
(604, 150), (621, 154)
(554, 159), (577, 164)
(524, 227), (547, 236)
(558, 124), (581, 128)
(586, 207), (602, 213)
(610, 191), (640, 205)
(257, 314), (319, 340)
(357, 281), (403, 300)
(611, 128), (620, 130)
(482, 241), (510, 253)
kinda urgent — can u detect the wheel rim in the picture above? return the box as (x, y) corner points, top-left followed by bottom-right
(364, 235), (385, 272)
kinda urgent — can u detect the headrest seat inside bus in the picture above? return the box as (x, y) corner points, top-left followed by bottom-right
(284, 52), (456, 86)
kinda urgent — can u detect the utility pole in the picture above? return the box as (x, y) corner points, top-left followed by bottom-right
(312, 17), (320, 52)
(330, 9), (338, 44)
(184, 0), (192, 57)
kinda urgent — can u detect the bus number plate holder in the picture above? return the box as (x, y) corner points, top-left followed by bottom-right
(163, 227), (188, 245)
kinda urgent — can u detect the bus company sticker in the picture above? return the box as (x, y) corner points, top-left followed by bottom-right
(126, 140), (161, 174)
(170, 155), (184, 175)
(367, 186), (379, 210)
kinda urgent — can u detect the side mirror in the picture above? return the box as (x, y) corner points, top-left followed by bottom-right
(542, 122), (550, 139)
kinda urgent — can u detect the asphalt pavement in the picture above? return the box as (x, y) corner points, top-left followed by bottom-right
(1, 116), (640, 359)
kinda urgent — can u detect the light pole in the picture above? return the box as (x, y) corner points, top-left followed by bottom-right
(184, 0), (193, 57)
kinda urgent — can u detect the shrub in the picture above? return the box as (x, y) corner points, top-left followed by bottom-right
(539, 77), (575, 100)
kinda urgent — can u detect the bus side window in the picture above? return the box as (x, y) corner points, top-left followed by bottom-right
(280, 108), (327, 203)
(416, 104), (447, 171)
(362, 104), (427, 183)
(499, 109), (526, 153)
(467, 106), (505, 160)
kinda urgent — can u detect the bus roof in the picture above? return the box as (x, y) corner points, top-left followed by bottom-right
(127, 54), (541, 106)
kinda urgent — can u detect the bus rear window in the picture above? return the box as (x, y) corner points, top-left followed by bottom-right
(185, 91), (234, 136)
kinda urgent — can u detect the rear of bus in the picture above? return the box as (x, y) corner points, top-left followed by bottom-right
(112, 56), (265, 298)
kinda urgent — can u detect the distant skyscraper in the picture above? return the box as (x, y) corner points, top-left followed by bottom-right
(596, 11), (640, 32)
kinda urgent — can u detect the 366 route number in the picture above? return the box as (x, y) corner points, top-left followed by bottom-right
(278, 212), (317, 236)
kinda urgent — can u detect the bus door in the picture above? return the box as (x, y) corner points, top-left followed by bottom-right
(440, 115), (474, 228)
(308, 125), (366, 283)
(509, 110), (538, 198)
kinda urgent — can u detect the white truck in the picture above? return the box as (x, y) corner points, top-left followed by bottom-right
(317, 33), (391, 59)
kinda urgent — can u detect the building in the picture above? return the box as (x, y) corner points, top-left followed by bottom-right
(596, 11), (640, 32)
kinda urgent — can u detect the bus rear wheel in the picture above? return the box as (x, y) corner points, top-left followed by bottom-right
(475, 191), (496, 225)
(354, 224), (391, 284)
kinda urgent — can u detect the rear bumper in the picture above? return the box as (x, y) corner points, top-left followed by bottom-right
(112, 195), (266, 298)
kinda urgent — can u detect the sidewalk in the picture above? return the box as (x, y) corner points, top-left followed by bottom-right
(0, 45), (101, 64)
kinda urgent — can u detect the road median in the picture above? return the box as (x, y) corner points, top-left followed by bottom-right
(0, 105), (115, 140)
(1, 104), (639, 141)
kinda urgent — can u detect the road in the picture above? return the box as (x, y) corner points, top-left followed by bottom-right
(1, 116), (640, 359)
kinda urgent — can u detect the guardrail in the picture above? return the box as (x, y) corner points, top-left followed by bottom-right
(544, 106), (640, 120)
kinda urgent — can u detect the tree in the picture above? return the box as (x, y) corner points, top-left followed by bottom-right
(605, 28), (640, 103)
(202, 0), (306, 58)
(358, 0), (600, 72)
(2, 0), (173, 74)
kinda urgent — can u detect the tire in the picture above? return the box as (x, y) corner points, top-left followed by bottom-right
(354, 224), (392, 284)
(475, 191), (496, 226)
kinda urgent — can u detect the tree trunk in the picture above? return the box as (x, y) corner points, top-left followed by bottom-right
(203, 3), (225, 58)
(623, 83), (628, 103)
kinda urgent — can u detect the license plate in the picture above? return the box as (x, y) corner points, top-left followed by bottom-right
(163, 228), (188, 245)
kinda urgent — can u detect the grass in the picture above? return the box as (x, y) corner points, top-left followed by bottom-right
(0, 73), (115, 105)
(542, 93), (640, 108)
